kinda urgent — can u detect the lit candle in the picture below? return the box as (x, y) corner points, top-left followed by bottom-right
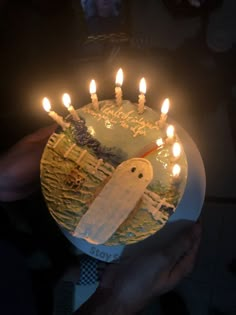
(158, 98), (170, 127)
(138, 77), (146, 114)
(136, 138), (163, 158)
(171, 163), (181, 185)
(42, 97), (69, 130)
(156, 138), (164, 147)
(171, 142), (181, 162)
(166, 125), (175, 144)
(62, 93), (80, 121)
(90, 79), (99, 111)
(115, 68), (123, 106)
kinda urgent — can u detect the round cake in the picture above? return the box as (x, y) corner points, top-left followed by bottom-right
(41, 99), (188, 246)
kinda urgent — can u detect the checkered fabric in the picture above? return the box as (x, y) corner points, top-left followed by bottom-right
(77, 255), (99, 285)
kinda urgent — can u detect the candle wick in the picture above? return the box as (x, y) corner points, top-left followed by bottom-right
(139, 143), (163, 158)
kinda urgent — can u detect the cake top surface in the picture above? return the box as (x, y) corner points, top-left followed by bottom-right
(41, 99), (187, 246)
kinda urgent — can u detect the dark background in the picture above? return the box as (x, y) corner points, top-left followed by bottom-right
(0, 1), (236, 314)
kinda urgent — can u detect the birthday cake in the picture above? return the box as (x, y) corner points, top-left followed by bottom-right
(40, 90), (188, 246)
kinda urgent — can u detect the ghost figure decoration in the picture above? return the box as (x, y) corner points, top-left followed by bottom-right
(73, 158), (153, 244)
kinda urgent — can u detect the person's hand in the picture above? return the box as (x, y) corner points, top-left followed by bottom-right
(98, 222), (201, 314)
(0, 124), (56, 202)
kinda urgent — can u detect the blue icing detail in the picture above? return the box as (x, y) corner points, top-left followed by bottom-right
(70, 118), (127, 167)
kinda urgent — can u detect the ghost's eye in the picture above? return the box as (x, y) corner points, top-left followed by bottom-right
(131, 167), (136, 173)
(138, 173), (143, 179)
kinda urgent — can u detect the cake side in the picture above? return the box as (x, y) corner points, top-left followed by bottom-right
(40, 100), (187, 246)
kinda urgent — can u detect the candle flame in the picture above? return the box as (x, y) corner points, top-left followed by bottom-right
(172, 164), (181, 178)
(90, 79), (96, 94)
(172, 142), (181, 158)
(161, 98), (170, 115)
(42, 97), (51, 112)
(166, 125), (175, 138)
(62, 93), (71, 108)
(156, 138), (164, 146)
(139, 77), (146, 94)
(115, 68), (123, 86)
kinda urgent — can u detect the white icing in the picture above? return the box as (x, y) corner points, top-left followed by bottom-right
(76, 149), (87, 164)
(64, 143), (76, 158)
(74, 158), (153, 244)
(142, 190), (175, 220)
(93, 159), (103, 174)
(48, 133), (65, 149)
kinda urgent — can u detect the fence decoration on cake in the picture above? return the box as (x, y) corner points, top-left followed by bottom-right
(41, 131), (178, 245)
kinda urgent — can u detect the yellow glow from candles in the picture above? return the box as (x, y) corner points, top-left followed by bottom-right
(161, 98), (170, 115)
(139, 77), (146, 94)
(156, 138), (164, 146)
(172, 142), (181, 158)
(115, 68), (123, 86)
(90, 79), (96, 94)
(42, 97), (51, 112)
(62, 93), (71, 108)
(166, 125), (175, 138)
(172, 164), (181, 178)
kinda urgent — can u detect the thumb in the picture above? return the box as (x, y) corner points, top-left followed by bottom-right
(163, 222), (202, 268)
(27, 124), (57, 142)
(168, 235), (201, 287)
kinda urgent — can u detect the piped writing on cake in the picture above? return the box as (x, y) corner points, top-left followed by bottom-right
(81, 101), (161, 137)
